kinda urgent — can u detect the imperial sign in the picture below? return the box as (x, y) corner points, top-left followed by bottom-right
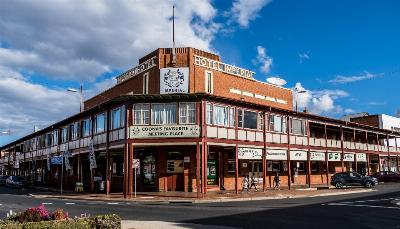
(160, 67), (189, 94)
(129, 125), (200, 139)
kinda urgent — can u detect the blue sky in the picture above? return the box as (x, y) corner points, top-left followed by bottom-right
(0, 0), (399, 146)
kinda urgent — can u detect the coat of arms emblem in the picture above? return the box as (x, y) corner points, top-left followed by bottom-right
(164, 68), (185, 88)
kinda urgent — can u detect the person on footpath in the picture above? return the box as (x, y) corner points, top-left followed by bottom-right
(249, 176), (258, 191)
(242, 176), (249, 193)
(273, 173), (280, 190)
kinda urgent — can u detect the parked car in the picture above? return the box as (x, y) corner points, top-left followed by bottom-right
(0, 176), (9, 185)
(372, 171), (400, 182)
(6, 176), (27, 188)
(331, 172), (378, 189)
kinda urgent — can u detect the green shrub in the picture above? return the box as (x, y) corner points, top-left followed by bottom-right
(0, 214), (121, 229)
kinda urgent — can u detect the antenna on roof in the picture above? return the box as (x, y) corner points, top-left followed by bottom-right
(171, 4), (177, 66)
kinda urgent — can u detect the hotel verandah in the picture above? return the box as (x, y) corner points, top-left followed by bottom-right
(0, 47), (399, 198)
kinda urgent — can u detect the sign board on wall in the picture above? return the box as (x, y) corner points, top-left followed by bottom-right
(310, 152), (326, 161)
(238, 148), (262, 160)
(129, 125), (200, 139)
(160, 67), (189, 94)
(328, 152), (341, 161)
(343, 153), (355, 162)
(290, 150), (307, 161)
(266, 149), (287, 160)
(167, 160), (184, 173)
(356, 153), (367, 162)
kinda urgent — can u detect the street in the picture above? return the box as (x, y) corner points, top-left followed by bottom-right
(0, 184), (399, 229)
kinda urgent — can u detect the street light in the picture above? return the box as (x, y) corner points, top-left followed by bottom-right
(294, 88), (307, 112)
(67, 84), (83, 112)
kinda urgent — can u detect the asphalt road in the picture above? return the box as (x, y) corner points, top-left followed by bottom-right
(0, 183), (399, 228)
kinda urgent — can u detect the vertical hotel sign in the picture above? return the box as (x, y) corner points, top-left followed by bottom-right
(160, 67), (189, 94)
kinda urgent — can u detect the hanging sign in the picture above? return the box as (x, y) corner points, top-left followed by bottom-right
(51, 156), (63, 165)
(130, 125), (200, 139)
(290, 150), (307, 161)
(343, 153), (355, 162)
(89, 140), (97, 169)
(266, 149), (287, 160)
(310, 152), (326, 161)
(160, 67), (189, 94)
(356, 153), (367, 162)
(238, 147), (262, 160)
(328, 152), (341, 161)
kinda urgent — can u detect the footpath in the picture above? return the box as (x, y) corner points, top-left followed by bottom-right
(31, 186), (375, 203)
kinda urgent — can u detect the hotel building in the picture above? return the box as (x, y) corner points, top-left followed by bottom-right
(0, 47), (399, 197)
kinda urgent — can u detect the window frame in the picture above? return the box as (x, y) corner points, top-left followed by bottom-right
(178, 102), (196, 124)
(205, 70), (213, 94)
(290, 118), (307, 136)
(151, 103), (177, 125)
(143, 72), (149, 94)
(238, 108), (261, 130)
(94, 112), (106, 134)
(268, 114), (288, 133)
(133, 103), (150, 125)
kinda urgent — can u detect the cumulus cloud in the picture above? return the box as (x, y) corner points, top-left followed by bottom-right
(228, 0), (272, 27)
(329, 71), (382, 84)
(293, 82), (349, 115)
(255, 46), (273, 73)
(0, 0), (223, 145)
(0, 0), (218, 81)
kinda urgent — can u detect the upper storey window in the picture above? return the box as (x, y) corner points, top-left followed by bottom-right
(238, 109), (260, 130)
(205, 71), (213, 94)
(95, 112), (106, 134)
(82, 118), (92, 137)
(206, 103), (235, 128)
(134, 104), (150, 125)
(151, 103), (177, 125)
(111, 106), (125, 129)
(290, 118), (307, 135)
(179, 103), (196, 124)
(269, 114), (287, 133)
(143, 73), (149, 94)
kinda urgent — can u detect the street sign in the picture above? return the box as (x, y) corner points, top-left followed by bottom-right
(51, 156), (63, 165)
(133, 159), (140, 169)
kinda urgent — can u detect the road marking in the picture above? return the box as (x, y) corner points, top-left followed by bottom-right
(326, 203), (400, 210)
(65, 203), (75, 205)
(107, 202), (119, 205)
(42, 203), (53, 205)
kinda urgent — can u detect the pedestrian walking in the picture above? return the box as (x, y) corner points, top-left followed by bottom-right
(242, 176), (249, 193)
(249, 176), (258, 191)
(273, 173), (280, 190)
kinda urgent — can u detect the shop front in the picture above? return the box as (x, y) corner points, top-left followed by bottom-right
(343, 153), (355, 172)
(356, 153), (367, 175)
(309, 151), (327, 185)
(289, 150), (308, 186)
(266, 149), (288, 188)
(328, 152), (342, 174)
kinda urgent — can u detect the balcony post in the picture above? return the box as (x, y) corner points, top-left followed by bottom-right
(386, 134), (391, 172)
(324, 124), (329, 186)
(354, 129), (357, 172)
(306, 120), (311, 188)
(376, 133), (382, 172)
(340, 126), (344, 172)
(287, 116), (292, 190)
(262, 111), (267, 192)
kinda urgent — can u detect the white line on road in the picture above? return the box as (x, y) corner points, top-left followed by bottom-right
(326, 203), (400, 210)
(65, 203), (75, 205)
(42, 203), (53, 205)
(107, 202), (119, 205)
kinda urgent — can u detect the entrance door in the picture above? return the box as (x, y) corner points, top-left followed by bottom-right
(141, 153), (156, 189)
(207, 159), (218, 185)
(166, 152), (184, 191)
(249, 161), (263, 186)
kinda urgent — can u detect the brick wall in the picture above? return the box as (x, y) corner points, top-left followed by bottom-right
(84, 47), (293, 111)
(350, 115), (380, 127)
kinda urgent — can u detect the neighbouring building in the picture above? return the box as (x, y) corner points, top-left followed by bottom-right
(0, 47), (399, 198)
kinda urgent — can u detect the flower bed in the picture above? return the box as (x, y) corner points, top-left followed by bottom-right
(0, 205), (121, 229)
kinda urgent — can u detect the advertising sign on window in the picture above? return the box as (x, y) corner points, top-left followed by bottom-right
(356, 153), (367, 162)
(207, 160), (217, 185)
(160, 67), (189, 94)
(328, 152), (341, 161)
(343, 153), (355, 162)
(310, 152), (326, 161)
(167, 160), (184, 173)
(238, 147), (262, 160)
(266, 149), (287, 160)
(129, 125), (200, 139)
(290, 150), (307, 161)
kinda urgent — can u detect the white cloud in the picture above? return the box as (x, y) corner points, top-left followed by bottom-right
(344, 108), (356, 114)
(368, 101), (387, 106)
(298, 51), (310, 63)
(329, 71), (381, 84)
(0, 68), (80, 139)
(228, 0), (273, 27)
(256, 46), (273, 74)
(0, 0), (218, 81)
(293, 82), (349, 115)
